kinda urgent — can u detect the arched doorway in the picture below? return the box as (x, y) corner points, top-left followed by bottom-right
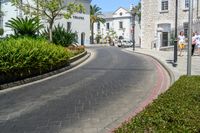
(81, 32), (85, 45)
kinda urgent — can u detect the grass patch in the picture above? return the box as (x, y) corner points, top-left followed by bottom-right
(114, 76), (200, 133)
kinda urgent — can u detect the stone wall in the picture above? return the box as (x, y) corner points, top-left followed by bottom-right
(141, 0), (199, 49)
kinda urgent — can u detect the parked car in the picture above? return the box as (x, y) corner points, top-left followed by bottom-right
(118, 39), (133, 48)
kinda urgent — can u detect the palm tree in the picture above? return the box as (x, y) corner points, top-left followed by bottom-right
(6, 17), (43, 37)
(90, 4), (105, 44)
(131, 2), (141, 50)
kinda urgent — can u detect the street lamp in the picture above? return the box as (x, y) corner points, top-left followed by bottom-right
(174, 0), (178, 63)
(122, 28), (125, 39)
(187, 0), (193, 76)
(131, 5), (136, 51)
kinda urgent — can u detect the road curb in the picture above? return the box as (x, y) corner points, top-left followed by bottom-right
(101, 48), (174, 133)
(124, 49), (175, 86)
(0, 51), (91, 90)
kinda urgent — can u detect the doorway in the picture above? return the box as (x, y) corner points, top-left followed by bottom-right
(162, 32), (168, 47)
(81, 32), (85, 45)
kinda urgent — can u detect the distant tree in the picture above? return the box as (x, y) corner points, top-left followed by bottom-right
(11, 0), (85, 42)
(132, 2), (141, 23)
(90, 4), (105, 44)
(95, 32), (102, 44)
(105, 29), (117, 44)
(131, 2), (141, 50)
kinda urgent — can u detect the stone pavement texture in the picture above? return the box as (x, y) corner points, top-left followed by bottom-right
(0, 47), (170, 133)
(125, 48), (200, 81)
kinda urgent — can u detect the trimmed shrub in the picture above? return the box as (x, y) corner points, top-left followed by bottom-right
(43, 24), (77, 47)
(67, 45), (85, 55)
(114, 76), (200, 133)
(0, 37), (74, 84)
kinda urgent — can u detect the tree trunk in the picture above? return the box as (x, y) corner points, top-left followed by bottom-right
(91, 23), (94, 44)
(49, 21), (53, 42)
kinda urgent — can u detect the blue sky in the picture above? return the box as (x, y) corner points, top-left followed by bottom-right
(91, 0), (140, 12)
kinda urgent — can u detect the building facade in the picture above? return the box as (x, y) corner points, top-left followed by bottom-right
(0, 0), (91, 45)
(141, 0), (200, 49)
(93, 7), (141, 46)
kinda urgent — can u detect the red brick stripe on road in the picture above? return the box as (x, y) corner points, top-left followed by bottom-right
(110, 57), (170, 133)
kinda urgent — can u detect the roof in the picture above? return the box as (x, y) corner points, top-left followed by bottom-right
(101, 7), (131, 19)
(113, 7), (130, 13)
(102, 12), (113, 18)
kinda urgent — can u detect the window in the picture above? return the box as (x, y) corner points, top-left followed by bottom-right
(185, 0), (189, 8)
(97, 22), (100, 30)
(161, 0), (168, 11)
(183, 22), (189, 37)
(120, 12), (123, 16)
(119, 22), (123, 29)
(67, 22), (71, 31)
(106, 23), (110, 30)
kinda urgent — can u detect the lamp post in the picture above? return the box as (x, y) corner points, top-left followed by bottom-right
(187, 0), (193, 76)
(174, 0), (178, 63)
(122, 28), (125, 39)
(131, 5), (136, 51)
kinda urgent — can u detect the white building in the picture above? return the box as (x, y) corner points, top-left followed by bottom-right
(141, 0), (200, 50)
(0, 0), (91, 45)
(93, 7), (141, 46)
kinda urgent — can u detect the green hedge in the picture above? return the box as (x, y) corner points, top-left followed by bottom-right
(0, 37), (75, 84)
(115, 76), (200, 133)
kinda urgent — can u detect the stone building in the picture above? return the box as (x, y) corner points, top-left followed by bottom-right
(141, 0), (200, 50)
(93, 7), (141, 46)
(0, 0), (91, 45)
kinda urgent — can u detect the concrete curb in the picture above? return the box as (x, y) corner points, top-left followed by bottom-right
(100, 49), (173, 133)
(0, 51), (91, 90)
(125, 49), (175, 86)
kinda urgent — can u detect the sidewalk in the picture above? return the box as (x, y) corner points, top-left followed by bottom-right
(125, 48), (200, 81)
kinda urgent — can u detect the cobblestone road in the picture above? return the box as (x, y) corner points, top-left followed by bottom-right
(0, 46), (169, 133)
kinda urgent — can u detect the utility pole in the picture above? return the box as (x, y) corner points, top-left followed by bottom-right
(131, 5), (136, 51)
(174, 0), (178, 63)
(187, 0), (193, 76)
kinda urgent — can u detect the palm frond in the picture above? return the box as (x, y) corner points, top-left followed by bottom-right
(5, 16), (44, 37)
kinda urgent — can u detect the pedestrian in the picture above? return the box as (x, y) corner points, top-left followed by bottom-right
(195, 32), (200, 55)
(178, 31), (186, 56)
(192, 32), (196, 56)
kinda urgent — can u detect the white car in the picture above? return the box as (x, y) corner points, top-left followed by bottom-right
(118, 40), (133, 48)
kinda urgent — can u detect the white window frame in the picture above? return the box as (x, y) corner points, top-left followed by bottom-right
(119, 21), (123, 29)
(185, 0), (189, 9)
(161, 0), (169, 11)
(97, 22), (100, 30)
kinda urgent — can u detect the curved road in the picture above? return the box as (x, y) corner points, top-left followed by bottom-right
(0, 46), (169, 133)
